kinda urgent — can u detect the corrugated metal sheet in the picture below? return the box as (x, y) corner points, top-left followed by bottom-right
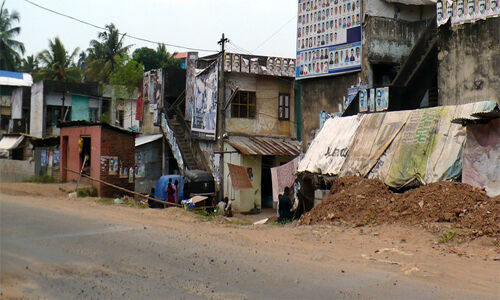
(135, 134), (163, 147)
(227, 135), (300, 156)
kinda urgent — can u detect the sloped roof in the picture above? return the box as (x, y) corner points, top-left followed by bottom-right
(135, 134), (163, 147)
(227, 135), (300, 156)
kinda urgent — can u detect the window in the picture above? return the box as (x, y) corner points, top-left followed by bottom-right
(231, 91), (256, 119)
(117, 110), (124, 128)
(89, 108), (99, 122)
(278, 93), (290, 120)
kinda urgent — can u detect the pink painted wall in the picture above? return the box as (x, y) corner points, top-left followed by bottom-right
(60, 126), (102, 184)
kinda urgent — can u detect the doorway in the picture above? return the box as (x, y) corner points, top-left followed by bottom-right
(261, 156), (275, 208)
(79, 137), (91, 175)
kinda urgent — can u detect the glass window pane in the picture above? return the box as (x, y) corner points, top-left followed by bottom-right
(249, 92), (256, 104)
(249, 105), (256, 118)
(240, 105), (247, 118)
(285, 95), (289, 107)
(285, 107), (289, 119)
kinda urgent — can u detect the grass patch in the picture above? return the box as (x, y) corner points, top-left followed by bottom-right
(438, 230), (457, 244)
(192, 209), (216, 222)
(22, 175), (57, 183)
(76, 186), (98, 197)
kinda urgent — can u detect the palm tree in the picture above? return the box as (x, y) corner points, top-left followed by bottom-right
(85, 23), (132, 82)
(21, 54), (38, 74)
(156, 43), (181, 69)
(36, 37), (81, 82)
(0, 0), (25, 71)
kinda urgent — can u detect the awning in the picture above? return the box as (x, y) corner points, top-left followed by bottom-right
(135, 134), (163, 147)
(0, 135), (24, 150)
(226, 135), (301, 156)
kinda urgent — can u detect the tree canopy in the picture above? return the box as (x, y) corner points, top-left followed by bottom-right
(133, 44), (181, 71)
(0, 0), (25, 71)
(35, 37), (81, 83)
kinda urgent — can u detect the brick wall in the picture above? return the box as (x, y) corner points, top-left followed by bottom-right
(99, 127), (135, 197)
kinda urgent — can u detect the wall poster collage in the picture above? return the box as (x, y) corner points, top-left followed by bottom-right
(437, 0), (499, 26)
(142, 69), (163, 116)
(224, 53), (296, 77)
(192, 62), (218, 139)
(296, 0), (362, 79)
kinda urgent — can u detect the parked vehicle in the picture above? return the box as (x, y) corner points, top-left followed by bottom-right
(150, 170), (215, 208)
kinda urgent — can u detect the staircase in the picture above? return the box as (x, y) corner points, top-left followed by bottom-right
(390, 15), (438, 110)
(160, 91), (209, 172)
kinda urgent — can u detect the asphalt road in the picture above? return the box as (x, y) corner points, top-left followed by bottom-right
(0, 198), (496, 299)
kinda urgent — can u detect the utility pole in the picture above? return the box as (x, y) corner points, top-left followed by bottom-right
(217, 33), (229, 201)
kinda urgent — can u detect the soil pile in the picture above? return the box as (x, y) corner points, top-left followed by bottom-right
(300, 176), (500, 239)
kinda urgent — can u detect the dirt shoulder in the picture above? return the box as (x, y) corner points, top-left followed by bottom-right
(1, 183), (499, 297)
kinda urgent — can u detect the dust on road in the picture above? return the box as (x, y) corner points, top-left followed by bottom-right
(1, 183), (499, 299)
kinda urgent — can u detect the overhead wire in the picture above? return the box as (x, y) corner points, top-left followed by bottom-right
(22, 0), (219, 52)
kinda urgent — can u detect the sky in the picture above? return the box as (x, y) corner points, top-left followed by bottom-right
(7, 0), (298, 60)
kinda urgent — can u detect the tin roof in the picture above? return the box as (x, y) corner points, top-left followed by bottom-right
(226, 135), (300, 156)
(135, 134), (163, 147)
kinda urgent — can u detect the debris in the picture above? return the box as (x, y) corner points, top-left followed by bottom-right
(68, 192), (77, 198)
(253, 218), (269, 225)
(300, 176), (499, 241)
(114, 198), (123, 204)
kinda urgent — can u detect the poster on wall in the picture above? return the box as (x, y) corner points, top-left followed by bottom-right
(109, 157), (119, 175)
(250, 58), (259, 74)
(241, 57), (250, 73)
(41, 150), (47, 167)
(185, 52), (199, 121)
(375, 87), (389, 112)
(359, 89), (368, 112)
(368, 88), (375, 111)
(445, 0), (499, 26)
(143, 69), (163, 113)
(232, 54), (241, 72)
(275, 58), (282, 76)
(224, 53), (232, 72)
(296, 0), (362, 79)
(192, 62), (218, 139)
(266, 57), (274, 75)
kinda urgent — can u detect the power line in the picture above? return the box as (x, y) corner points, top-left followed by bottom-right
(252, 15), (296, 53)
(22, 0), (219, 53)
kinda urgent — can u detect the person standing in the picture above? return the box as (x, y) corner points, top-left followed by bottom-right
(174, 180), (180, 205)
(166, 178), (175, 204)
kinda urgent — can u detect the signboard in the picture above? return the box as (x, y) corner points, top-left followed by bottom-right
(192, 62), (218, 139)
(438, 0), (499, 26)
(296, 0), (362, 79)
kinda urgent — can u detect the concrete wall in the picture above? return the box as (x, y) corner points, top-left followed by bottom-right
(0, 159), (35, 182)
(222, 143), (262, 213)
(225, 73), (296, 138)
(299, 72), (360, 150)
(30, 82), (44, 138)
(438, 18), (500, 106)
(299, 15), (430, 151)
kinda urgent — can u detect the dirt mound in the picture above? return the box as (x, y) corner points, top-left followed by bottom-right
(300, 176), (499, 239)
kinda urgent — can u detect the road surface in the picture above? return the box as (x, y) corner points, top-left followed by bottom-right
(1, 184), (498, 299)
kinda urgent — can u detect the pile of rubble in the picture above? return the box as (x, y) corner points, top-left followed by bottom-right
(300, 176), (499, 240)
